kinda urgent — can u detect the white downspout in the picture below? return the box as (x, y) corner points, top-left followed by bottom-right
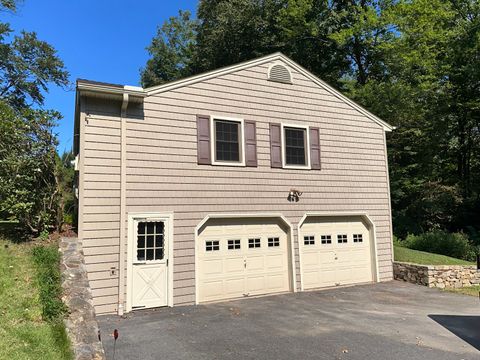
(118, 93), (129, 315)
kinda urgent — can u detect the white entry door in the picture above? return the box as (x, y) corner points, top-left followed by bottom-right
(131, 219), (169, 309)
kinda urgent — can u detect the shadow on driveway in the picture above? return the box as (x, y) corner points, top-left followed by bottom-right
(429, 315), (480, 351)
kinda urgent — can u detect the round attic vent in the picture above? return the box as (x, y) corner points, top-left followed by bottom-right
(268, 64), (292, 84)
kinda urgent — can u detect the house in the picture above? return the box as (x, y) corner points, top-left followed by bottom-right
(73, 53), (395, 315)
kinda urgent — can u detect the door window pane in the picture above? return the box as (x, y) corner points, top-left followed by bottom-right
(136, 221), (165, 261)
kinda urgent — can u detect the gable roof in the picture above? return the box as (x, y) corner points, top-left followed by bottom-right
(77, 53), (394, 132)
(144, 52), (394, 132)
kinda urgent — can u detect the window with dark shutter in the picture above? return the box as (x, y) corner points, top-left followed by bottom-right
(215, 120), (240, 162)
(284, 127), (307, 166)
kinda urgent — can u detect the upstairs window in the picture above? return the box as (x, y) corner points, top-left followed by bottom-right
(213, 118), (244, 165)
(284, 127), (307, 166)
(197, 115), (256, 167)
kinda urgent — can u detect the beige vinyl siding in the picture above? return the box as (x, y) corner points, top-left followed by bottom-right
(80, 98), (122, 314)
(79, 59), (393, 313)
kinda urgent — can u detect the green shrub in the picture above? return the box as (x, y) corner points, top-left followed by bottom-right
(31, 245), (67, 321)
(404, 231), (476, 261)
(39, 229), (49, 241)
(392, 234), (404, 247)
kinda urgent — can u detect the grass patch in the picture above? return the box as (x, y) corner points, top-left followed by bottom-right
(394, 245), (474, 265)
(0, 239), (72, 359)
(31, 245), (67, 320)
(444, 285), (480, 297)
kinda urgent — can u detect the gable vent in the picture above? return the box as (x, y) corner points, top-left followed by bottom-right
(268, 64), (292, 84)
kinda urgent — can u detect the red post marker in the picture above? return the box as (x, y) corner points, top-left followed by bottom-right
(113, 329), (119, 360)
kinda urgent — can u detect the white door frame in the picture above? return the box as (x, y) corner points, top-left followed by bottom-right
(297, 211), (379, 291)
(194, 213), (296, 304)
(126, 212), (174, 312)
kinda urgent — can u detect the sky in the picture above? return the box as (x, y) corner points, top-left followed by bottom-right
(3, 0), (197, 153)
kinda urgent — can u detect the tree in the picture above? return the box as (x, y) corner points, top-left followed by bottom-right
(0, 101), (61, 233)
(141, 0), (480, 238)
(0, 24), (69, 110)
(0, 0), (18, 12)
(0, 0), (69, 234)
(141, 10), (197, 87)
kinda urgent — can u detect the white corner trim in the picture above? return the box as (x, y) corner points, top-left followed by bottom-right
(281, 123), (311, 169)
(194, 213), (297, 305)
(297, 211), (380, 289)
(126, 212), (174, 313)
(210, 115), (246, 166)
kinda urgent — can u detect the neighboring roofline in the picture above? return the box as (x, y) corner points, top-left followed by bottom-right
(144, 52), (395, 132)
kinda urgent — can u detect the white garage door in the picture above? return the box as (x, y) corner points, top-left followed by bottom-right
(300, 216), (374, 290)
(197, 219), (291, 303)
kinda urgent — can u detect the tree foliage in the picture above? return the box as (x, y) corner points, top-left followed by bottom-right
(0, 102), (61, 233)
(141, 10), (197, 87)
(142, 0), (480, 239)
(0, 0), (70, 234)
(0, 24), (69, 110)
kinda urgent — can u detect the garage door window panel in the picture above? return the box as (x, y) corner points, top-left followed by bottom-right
(304, 235), (315, 245)
(228, 239), (241, 250)
(321, 235), (332, 244)
(206, 240), (220, 251)
(268, 237), (280, 247)
(248, 238), (261, 248)
(353, 234), (363, 243)
(337, 234), (348, 244)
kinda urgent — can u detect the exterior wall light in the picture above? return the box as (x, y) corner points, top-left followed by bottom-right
(288, 189), (303, 202)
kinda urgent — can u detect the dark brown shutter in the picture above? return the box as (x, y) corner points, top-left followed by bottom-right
(309, 127), (321, 170)
(197, 115), (211, 165)
(270, 123), (282, 168)
(244, 120), (257, 167)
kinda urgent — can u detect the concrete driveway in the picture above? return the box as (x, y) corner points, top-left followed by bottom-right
(98, 281), (480, 359)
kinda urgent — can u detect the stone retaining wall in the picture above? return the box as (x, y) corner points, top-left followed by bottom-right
(393, 261), (480, 289)
(60, 237), (106, 360)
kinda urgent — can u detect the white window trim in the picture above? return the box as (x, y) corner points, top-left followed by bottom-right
(210, 115), (245, 166)
(281, 123), (311, 169)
